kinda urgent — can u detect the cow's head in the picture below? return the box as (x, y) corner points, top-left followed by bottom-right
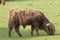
(44, 23), (55, 35)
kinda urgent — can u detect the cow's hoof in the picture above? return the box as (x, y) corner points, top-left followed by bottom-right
(18, 34), (22, 37)
(31, 33), (33, 36)
(31, 34), (33, 36)
(36, 34), (40, 36)
(9, 35), (11, 37)
(9, 34), (11, 37)
(19, 35), (22, 37)
(36, 32), (40, 36)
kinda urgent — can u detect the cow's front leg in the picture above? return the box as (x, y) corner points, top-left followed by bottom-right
(34, 22), (40, 36)
(31, 25), (34, 36)
(35, 28), (39, 36)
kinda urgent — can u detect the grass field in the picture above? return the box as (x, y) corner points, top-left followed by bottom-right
(0, 0), (60, 40)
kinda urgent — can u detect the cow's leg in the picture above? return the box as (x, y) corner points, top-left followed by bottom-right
(36, 28), (39, 36)
(34, 22), (39, 36)
(8, 22), (13, 37)
(14, 24), (22, 37)
(31, 24), (34, 36)
(35, 26), (39, 36)
(8, 26), (13, 37)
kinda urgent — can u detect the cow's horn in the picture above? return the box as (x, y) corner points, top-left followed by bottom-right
(47, 23), (50, 26)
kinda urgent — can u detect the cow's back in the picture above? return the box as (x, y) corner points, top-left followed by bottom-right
(9, 8), (43, 26)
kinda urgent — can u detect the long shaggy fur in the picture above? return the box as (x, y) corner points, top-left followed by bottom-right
(8, 8), (55, 37)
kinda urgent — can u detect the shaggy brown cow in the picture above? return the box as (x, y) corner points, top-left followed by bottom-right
(0, 0), (5, 5)
(8, 8), (55, 37)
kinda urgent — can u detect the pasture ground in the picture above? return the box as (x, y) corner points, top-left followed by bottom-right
(0, 0), (60, 40)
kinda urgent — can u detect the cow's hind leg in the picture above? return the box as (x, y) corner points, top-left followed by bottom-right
(14, 24), (22, 37)
(8, 22), (13, 37)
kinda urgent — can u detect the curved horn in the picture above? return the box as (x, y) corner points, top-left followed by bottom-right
(47, 23), (50, 26)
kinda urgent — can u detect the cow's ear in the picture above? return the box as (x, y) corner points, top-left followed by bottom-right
(47, 23), (50, 26)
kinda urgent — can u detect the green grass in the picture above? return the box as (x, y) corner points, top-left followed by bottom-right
(0, 0), (60, 40)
